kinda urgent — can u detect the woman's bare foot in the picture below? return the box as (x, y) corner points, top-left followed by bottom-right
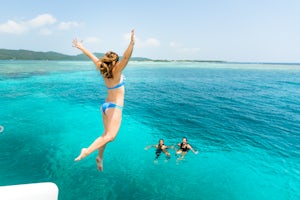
(96, 156), (103, 171)
(74, 148), (88, 161)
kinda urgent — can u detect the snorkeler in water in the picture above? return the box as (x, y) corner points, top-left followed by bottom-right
(145, 139), (172, 163)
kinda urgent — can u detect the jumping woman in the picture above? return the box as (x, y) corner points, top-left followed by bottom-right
(73, 30), (135, 171)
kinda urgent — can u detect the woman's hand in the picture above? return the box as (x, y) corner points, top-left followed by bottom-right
(72, 38), (84, 50)
(130, 29), (135, 44)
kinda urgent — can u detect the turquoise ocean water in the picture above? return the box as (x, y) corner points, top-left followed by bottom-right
(0, 60), (299, 200)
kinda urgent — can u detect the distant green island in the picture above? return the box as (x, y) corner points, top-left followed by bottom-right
(0, 49), (224, 63)
(0, 49), (150, 61)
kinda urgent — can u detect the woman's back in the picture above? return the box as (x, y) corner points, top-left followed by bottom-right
(104, 73), (125, 105)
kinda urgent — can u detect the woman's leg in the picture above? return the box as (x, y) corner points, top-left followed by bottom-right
(176, 149), (183, 155)
(97, 145), (106, 159)
(179, 151), (187, 159)
(74, 108), (122, 161)
(96, 145), (106, 171)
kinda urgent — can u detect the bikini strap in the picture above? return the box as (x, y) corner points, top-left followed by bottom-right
(107, 75), (125, 90)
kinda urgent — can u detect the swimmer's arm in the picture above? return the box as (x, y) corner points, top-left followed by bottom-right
(167, 145), (176, 149)
(72, 38), (99, 66)
(188, 144), (199, 154)
(144, 144), (156, 150)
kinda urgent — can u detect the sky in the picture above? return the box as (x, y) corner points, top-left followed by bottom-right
(0, 0), (299, 62)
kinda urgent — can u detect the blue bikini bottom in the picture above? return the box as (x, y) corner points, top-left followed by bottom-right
(101, 102), (123, 115)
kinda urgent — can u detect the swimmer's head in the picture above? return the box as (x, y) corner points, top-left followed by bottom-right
(158, 138), (164, 145)
(182, 137), (187, 144)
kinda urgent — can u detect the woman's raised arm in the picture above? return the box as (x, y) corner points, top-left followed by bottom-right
(72, 38), (99, 66)
(115, 30), (135, 73)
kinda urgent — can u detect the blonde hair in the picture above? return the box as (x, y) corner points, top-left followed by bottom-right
(97, 51), (119, 79)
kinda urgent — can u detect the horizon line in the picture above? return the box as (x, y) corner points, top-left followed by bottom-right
(0, 48), (299, 65)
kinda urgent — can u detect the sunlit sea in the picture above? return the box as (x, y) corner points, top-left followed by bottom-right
(0, 60), (299, 200)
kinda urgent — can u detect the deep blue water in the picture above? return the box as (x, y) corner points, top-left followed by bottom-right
(0, 61), (299, 200)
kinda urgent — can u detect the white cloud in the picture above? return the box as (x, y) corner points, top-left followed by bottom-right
(144, 38), (160, 47)
(28, 14), (56, 27)
(0, 14), (79, 35)
(84, 36), (102, 44)
(58, 21), (80, 30)
(0, 14), (56, 34)
(122, 31), (160, 48)
(135, 37), (160, 48)
(0, 20), (27, 34)
(169, 41), (200, 53)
